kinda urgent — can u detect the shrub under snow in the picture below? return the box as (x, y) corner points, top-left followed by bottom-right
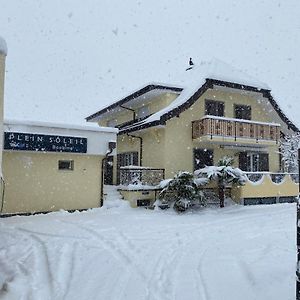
(158, 171), (208, 212)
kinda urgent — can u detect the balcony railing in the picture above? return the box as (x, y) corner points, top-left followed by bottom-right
(245, 172), (299, 184)
(120, 166), (165, 186)
(192, 116), (280, 143)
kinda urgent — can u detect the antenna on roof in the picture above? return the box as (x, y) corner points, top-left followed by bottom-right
(186, 57), (194, 71)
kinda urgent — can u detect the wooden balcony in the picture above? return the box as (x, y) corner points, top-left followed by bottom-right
(192, 116), (280, 143)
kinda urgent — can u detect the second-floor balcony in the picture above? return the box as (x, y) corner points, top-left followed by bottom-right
(192, 115), (280, 144)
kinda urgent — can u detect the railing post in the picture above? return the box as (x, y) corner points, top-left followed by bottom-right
(234, 121), (237, 141)
(297, 148), (300, 300)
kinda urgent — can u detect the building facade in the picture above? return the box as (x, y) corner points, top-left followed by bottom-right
(87, 63), (299, 207)
(1, 120), (117, 215)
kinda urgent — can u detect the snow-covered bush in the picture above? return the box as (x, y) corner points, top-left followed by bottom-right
(280, 133), (300, 172)
(195, 156), (246, 208)
(158, 171), (208, 212)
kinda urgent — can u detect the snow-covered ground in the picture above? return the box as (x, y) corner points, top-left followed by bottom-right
(0, 195), (296, 300)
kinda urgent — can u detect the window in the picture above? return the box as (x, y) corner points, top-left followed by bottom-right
(58, 160), (74, 171)
(137, 199), (151, 207)
(239, 152), (269, 172)
(118, 152), (138, 166)
(136, 105), (150, 119)
(205, 100), (224, 117)
(117, 152), (139, 173)
(194, 149), (214, 170)
(234, 104), (251, 120)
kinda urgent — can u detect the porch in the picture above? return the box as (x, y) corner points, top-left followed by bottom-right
(117, 166), (165, 207)
(116, 167), (298, 207)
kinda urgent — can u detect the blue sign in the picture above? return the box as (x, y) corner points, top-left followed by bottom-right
(4, 132), (87, 153)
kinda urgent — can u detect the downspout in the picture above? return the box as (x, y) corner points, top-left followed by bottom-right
(127, 133), (143, 166)
(120, 105), (136, 121)
(100, 141), (116, 207)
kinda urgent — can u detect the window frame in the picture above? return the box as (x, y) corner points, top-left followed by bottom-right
(234, 104), (252, 120)
(205, 99), (225, 117)
(239, 152), (269, 172)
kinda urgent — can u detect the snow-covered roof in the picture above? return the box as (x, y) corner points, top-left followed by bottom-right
(0, 36), (7, 56)
(5, 119), (118, 133)
(127, 59), (269, 125)
(86, 83), (183, 122)
(87, 59), (298, 133)
(191, 59), (269, 90)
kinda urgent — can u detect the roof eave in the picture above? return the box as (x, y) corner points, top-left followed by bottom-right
(85, 84), (183, 122)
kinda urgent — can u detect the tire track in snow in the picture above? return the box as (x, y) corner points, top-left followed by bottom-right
(145, 233), (194, 300)
(196, 247), (212, 300)
(56, 242), (78, 300)
(62, 221), (182, 300)
(28, 234), (54, 300)
(7, 227), (85, 300)
(17, 227), (89, 241)
(59, 220), (160, 300)
(236, 258), (257, 287)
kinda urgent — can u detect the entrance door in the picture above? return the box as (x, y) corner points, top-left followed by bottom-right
(104, 156), (114, 185)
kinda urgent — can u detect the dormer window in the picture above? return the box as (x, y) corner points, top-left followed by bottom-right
(136, 105), (150, 119)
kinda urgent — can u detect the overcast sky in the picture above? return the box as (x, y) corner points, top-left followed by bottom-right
(0, 0), (300, 126)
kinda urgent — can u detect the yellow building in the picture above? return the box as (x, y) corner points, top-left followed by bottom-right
(1, 120), (117, 215)
(86, 61), (299, 207)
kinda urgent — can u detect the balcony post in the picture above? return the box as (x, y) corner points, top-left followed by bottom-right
(234, 121), (237, 141)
